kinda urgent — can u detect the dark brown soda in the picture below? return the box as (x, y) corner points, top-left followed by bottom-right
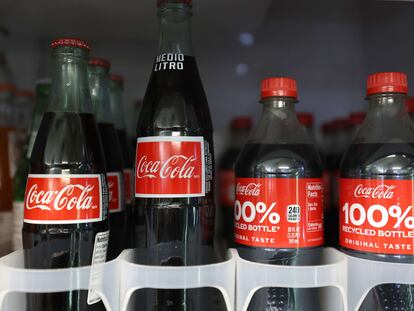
(341, 142), (414, 310)
(117, 129), (136, 248)
(136, 55), (215, 310)
(218, 147), (239, 248)
(235, 142), (323, 311)
(23, 111), (108, 311)
(98, 122), (125, 260)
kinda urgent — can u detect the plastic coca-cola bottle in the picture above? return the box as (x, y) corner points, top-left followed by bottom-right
(340, 72), (414, 310)
(23, 38), (109, 311)
(406, 97), (414, 123)
(217, 116), (252, 249)
(108, 74), (136, 249)
(135, 0), (215, 309)
(235, 77), (324, 310)
(12, 80), (50, 251)
(88, 58), (125, 260)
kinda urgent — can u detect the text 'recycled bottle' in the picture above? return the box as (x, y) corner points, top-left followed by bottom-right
(234, 78), (324, 311)
(12, 79), (51, 250)
(109, 74), (136, 249)
(23, 38), (109, 311)
(218, 116), (252, 249)
(340, 72), (414, 310)
(135, 0), (215, 309)
(88, 58), (125, 260)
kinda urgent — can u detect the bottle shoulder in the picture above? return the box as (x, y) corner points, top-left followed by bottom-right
(30, 112), (106, 174)
(341, 143), (414, 178)
(235, 143), (323, 178)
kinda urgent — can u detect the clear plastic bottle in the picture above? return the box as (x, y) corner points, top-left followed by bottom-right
(340, 72), (414, 311)
(235, 77), (324, 311)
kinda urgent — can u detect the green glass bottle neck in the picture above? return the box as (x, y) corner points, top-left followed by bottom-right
(157, 3), (193, 55)
(88, 65), (112, 124)
(48, 46), (93, 113)
(109, 80), (126, 130)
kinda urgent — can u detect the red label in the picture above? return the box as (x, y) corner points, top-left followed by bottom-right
(24, 174), (103, 224)
(340, 178), (414, 255)
(107, 172), (122, 213)
(234, 178), (324, 248)
(123, 169), (133, 204)
(135, 136), (205, 198)
(219, 170), (235, 207)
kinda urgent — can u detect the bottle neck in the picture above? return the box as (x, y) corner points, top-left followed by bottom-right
(88, 65), (112, 124)
(109, 80), (126, 130)
(157, 3), (193, 55)
(367, 93), (406, 115)
(48, 47), (92, 113)
(249, 97), (310, 145)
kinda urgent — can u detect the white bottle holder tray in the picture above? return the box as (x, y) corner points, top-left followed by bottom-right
(0, 248), (413, 311)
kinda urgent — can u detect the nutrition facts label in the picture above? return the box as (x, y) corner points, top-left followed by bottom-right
(87, 230), (110, 305)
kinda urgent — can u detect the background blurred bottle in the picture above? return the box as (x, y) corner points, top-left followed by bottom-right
(89, 58), (126, 260)
(297, 112), (315, 142)
(217, 116), (252, 250)
(12, 80), (50, 251)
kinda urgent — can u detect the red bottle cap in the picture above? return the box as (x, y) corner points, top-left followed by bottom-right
(110, 74), (124, 86)
(230, 117), (253, 130)
(89, 58), (111, 69)
(261, 77), (297, 100)
(157, 0), (192, 6)
(14, 89), (34, 98)
(349, 112), (366, 125)
(51, 38), (90, 51)
(366, 72), (408, 96)
(0, 83), (15, 93)
(406, 97), (414, 113)
(297, 113), (314, 128)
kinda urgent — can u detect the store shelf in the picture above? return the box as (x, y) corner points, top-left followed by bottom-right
(0, 247), (413, 311)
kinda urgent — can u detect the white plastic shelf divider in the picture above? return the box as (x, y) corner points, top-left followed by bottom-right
(0, 248), (413, 311)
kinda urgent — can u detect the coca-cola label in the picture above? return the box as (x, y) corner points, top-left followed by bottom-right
(135, 136), (205, 198)
(123, 169), (134, 204)
(234, 178), (324, 248)
(107, 172), (122, 213)
(340, 178), (414, 255)
(24, 174), (103, 224)
(219, 170), (235, 207)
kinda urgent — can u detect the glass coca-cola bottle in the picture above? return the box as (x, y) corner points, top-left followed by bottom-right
(12, 80), (50, 251)
(23, 38), (109, 311)
(135, 0), (215, 309)
(217, 116), (252, 249)
(108, 74), (136, 248)
(340, 72), (414, 311)
(234, 77), (324, 311)
(88, 58), (125, 260)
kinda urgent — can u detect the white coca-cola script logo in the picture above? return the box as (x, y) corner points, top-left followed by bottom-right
(354, 184), (396, 199)
(236, 183), (261, 196)
(26, 184), (98, 211)
(136, 155), (196, 179)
